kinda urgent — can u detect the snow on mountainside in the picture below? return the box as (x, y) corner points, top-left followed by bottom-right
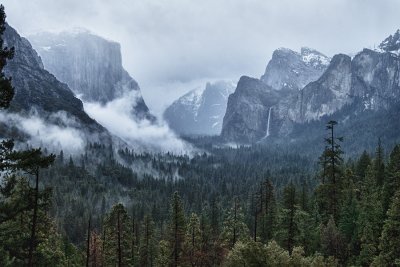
(164, 81), (236, 135)
(260, 47), (330, 91)
(378, 29), (400, 55)
(222, 30), (400, 143)
(28, 30), (155, 122)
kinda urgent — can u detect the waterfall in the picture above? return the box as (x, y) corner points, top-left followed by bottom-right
(264, 107), (272, 138)
(266, 107), (272, 137)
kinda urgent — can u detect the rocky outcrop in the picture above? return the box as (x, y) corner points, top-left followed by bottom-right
(3, 24), (106, 134)
(29, 30), (154, 121)
(260, 47), (329, 91)
(221, 76), (289, 142)
(221, 31), (400, 143)
(164, 81), (235, 135)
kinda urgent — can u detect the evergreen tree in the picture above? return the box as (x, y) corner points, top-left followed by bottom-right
(321, 217), (345, 262)
(317, 120), (344, 222)
(356, 150), (371, 181)
(373, 190), (400, 266)
(276, 183), (297, 253)
(382, 145), (400, 214)
(260, 179), (276, 243)
(139, 214), (156, 267)
(103, 203), (133, 266)
(374, 139), (385, 187)
(10, 148), (56, 267)
(168, 192), (186, 267)
(182, 213), (202, 266)
(356, 167), (383, 266)
(220, 197), (249, 249)
(0, 4), (14, 109)
(337, 169), (359, 263)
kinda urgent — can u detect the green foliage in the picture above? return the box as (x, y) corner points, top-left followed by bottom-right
(382, 144), (400, 213)
(168, 191), (186, 267)
(317, 120), (344, 222)
(139, 215), (157, 267)
(374, 190), (400, 266)
(356, 166), (384, 266)
(103, 203), (134, 266)
(0, 4), (14, 109)
(220, 198), (249, 248)
(224, 240), (338, 267)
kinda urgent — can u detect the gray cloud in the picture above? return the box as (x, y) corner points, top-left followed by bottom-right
(0, 110), (85, 154)
(83, 90), (193, 154)
(2, 0), (400, 112)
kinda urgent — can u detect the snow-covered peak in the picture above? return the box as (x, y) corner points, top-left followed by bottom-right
(378, 29), (400, 55)
(178, 86), (205, 113)
(301, 47), (330, 67)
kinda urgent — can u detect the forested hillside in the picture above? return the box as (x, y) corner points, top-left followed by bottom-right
(1, 3), (400, 267)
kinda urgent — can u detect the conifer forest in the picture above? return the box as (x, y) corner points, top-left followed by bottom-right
(1, 2), (400, 266)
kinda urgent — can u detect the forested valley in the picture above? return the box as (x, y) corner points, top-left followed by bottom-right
(1, 3), (400, 267)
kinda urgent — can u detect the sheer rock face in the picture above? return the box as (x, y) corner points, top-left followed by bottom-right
(29, 30), (155, 121)
(3, 24), (107, 135)
(221, 31), (400, 143)
(221, 76), (289, 142)
(164, 81), (235, 135)
(260, 47), (330, 91)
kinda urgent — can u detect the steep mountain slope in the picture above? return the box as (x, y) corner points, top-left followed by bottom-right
(2, 24), (109, 141)
(164, 81), (235, 135)
(29, 30), (154, 121)
(222, 47), (329, 142)
(260, 47), (330, 91)
(222, 31), (400, 143)
(221, 77), (290, 141)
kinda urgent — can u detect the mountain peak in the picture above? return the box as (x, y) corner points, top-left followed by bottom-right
(378, 29), (400, 55)
(29, 30), (154, 121)
(300, 47), (330, 68)
(164, 81), (235, 135)
(261, 47), (329, 91)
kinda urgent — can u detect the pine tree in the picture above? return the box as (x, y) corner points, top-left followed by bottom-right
(374, 190), (400, 266)
(374, 139), (385, 187)
(321, 216), (344, 262)
(139, 215), (156, 267)
(10, 148), (55, 266)
(260, 179), (276, 243)
(337, 172), (359, 263)
(356, 167), (383, 266)
(382, 145), (400, 214)
(221, 197), (249, 249)
(103, 203), (133, 266)
(356, 150), (371, 181)
(0, 4), (14, 109)
(277, 183), (297, 253)
(182, 213), (202, 266)
(317, 120), (344, 222)
(168, 192), (186, 267)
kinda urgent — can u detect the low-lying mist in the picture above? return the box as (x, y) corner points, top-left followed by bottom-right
(0, 110), (85, 154)
(83, 90), (194, 155)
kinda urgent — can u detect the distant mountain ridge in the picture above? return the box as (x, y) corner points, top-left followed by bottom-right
(1, 24), (111, 145)
(221, 31), (400, 143)
(164, 81), (235, 135)
(260, 47), (330, 91)
(29, 30), (155, 122)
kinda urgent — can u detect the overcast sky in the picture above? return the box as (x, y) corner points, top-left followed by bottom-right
(3, 0), (400, 114)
